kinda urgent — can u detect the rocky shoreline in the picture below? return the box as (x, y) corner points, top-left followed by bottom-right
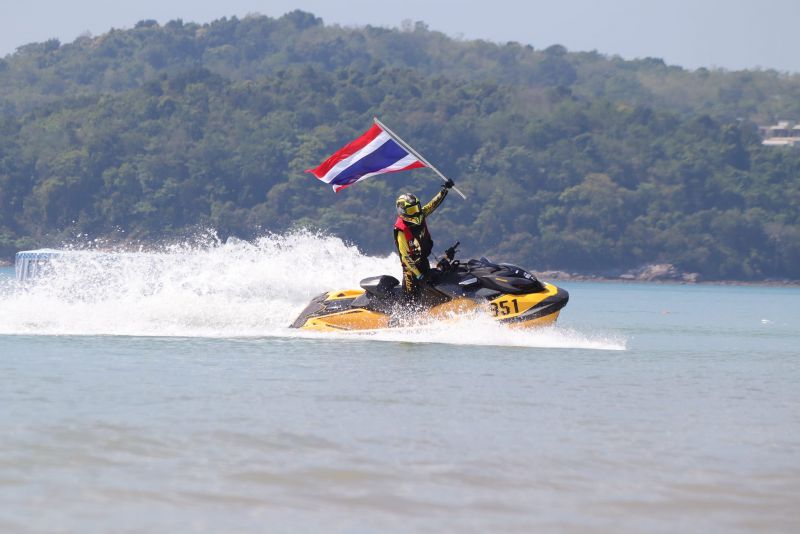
(536, 263), (800, 287)
(1, 255), (797, 286)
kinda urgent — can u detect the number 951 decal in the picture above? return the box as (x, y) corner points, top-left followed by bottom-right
(490, 298), (520, 316)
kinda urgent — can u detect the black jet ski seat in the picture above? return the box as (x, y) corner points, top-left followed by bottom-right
(360, 275), (400, 297)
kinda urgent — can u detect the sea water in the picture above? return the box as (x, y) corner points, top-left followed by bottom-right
(0, 233), (798, 533)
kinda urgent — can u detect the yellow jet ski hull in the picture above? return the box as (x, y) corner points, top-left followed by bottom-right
(293, 282), (567, 332)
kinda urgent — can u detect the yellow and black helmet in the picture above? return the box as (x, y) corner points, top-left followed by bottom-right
(396, 193), (423, 226)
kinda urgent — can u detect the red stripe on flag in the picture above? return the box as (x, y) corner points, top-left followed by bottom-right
(305, 124), (384, 178)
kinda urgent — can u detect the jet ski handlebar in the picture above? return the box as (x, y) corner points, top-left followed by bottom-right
(444, 241), (460, 261)
(436, 241), (461, 272)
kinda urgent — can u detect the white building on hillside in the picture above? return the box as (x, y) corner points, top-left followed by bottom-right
(760, 121), (800, 147)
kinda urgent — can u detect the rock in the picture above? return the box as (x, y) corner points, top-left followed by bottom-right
(637, 263), (680, 281)
(681, 272), (701, 283)
(535, 270), (572, 280)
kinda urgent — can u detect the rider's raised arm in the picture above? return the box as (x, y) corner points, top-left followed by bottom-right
(422, 188), (448, 217)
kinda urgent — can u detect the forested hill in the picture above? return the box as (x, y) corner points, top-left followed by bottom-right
(1, 11), (799, 279)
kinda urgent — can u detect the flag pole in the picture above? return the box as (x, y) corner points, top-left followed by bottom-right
(373, 117), (467, 199)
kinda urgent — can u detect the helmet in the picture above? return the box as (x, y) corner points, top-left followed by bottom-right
(396, 193), (423, 226)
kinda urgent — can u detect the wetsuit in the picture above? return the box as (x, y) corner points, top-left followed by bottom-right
(394, 188), (449, 298)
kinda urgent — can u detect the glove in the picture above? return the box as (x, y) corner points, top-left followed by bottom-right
(442, 178), (454, 190)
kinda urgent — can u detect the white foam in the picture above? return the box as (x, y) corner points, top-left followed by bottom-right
(295, 315), (627, 351)
(0, 232), (625, 350)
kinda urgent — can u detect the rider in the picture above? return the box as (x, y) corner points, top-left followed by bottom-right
(394, 178), (455, 299)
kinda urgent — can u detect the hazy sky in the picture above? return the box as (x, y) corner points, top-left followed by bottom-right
(1, 0), (797, 72)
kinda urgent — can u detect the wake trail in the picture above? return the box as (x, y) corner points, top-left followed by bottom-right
(0, 231), (625, 350)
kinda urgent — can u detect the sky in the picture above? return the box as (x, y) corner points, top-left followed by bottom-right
(1, 0), (798, 72)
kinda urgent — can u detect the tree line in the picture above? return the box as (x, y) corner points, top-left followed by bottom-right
(0, 11), (798, 279)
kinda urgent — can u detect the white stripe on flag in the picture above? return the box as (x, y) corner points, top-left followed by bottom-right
(342, 154), (420, 184)
(318, 131), (393, 183)
(331, 152), (420, 192)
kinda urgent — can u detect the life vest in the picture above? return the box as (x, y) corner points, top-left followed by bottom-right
(394, 216), (433, 265)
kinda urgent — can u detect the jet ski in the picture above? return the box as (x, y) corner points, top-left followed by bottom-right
(290, 242), (569, 331)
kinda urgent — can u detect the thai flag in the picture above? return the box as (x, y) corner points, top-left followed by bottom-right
(306, 124), (425, 192)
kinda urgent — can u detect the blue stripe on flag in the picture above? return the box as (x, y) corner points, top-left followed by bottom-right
(330, 139), (409, 186)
